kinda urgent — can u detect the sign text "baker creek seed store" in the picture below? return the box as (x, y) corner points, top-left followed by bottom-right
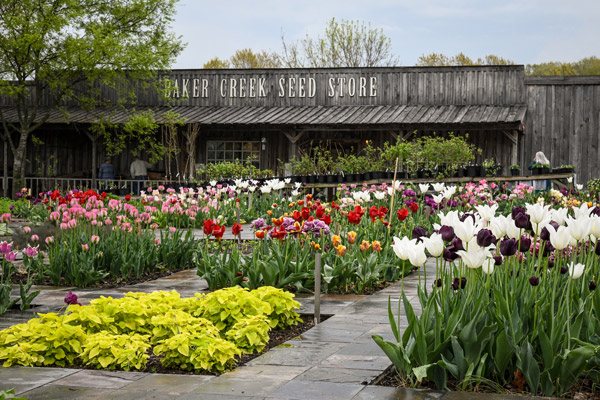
(164, 75), (378, 99)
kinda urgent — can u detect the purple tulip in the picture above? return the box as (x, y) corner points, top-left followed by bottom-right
(412, 226), (428, 242)
(477, 229), (495, 247)
(540, 221), (559, 241)
(543, 242), (554, 256)
(595, 242), (600, 256)
(443, 246), (460, 262)
(64, 291), (81, 306)
(547, 259), (554, 269)
(514, 212), (530, 229)
(560, 267), (568, 275)
(500, 238), (518, 256)
(590, 280), (597, 291)
(439, 225), (455, 242)
(452, 238), (464, 251)
(511, 206), (526, 220)
(451, 278), (460, 290)
(592, 207), (600, 217)
(529, 276), (540, 286)
(5, 251), (16, 262)
(460, 277), (467, 289)
(435, 278), (442, 288)
(519, 236), (532, 253)
(494, 255), (503, 266)
(459, 213), (475, 223)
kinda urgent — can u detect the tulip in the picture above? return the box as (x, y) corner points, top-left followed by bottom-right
(566, 217), (590, 242)
(500, 238), (517, 256)
(336, 245), (346, 256)
(549, 226), (571, 251)
(45, 236), (54, 245)
(519, 236), (532, 252)
(332, 235), (342, 247)
(435, 278), (442, 287)
(255, 231), (265, 239)
(432, 182), (445, 192)
(64, 291), (80, 306)
(526, 203), (550, 225)
(5, 251), (17, 262)
(452, 278), (460, 290)
(412, 226), (428, 242)
(540, 221), (559, 241)
(590, 280), (597, 291)
(451, 237), (464, 251)
(454, 217), (480, 243)
(475, 204), (498, 222)
(443, 246), (459, 262)
(347, 231), (357, 244)
(392, 236), (417, 261)
(81, 244), (89, 252)
(476, 229), (495, 247)
(568, 262), (585, 279)
(24, 245), (39, 257)
(397, 207), (409, 221)
(494, 255), (503, 265)
(0, 241), (12, 255)
(439, 225), (455, 242)
(23, 226), (31, 234)
(90, 235), (100, 244)
(482, 257), (495, 275)
(511, 206), (526, 220)
(232, 222), (243, 236)
(457, 245), (492, 269)
(418, 183), (430, 194)
(422, 233), (444, 257)
(529, 276), (540, 286)
(408, 242), (427, 267)
(514, 212), (530, 229)
(371, 241), (382, 252)
(359, 240), (370, 251)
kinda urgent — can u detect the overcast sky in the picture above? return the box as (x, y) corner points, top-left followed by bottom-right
(172, 0), (600, 68)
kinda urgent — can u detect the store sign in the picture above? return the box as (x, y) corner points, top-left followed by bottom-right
(164, 75), (378, 99)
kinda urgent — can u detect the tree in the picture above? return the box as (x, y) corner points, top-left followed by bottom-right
(0, 0), (184, 193)
(416, 52), (515, 66)
(203, 49), (281, 69)
(280, 18), (399, 68)
(526, 57), (600, 75)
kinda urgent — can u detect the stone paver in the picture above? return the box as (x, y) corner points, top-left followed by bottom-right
(0, 261), (548, 399)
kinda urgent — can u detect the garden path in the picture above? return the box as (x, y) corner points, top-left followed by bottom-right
(0, 261), (544, 399)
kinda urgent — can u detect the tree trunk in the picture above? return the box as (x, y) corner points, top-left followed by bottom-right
(11, 130), (29, 198)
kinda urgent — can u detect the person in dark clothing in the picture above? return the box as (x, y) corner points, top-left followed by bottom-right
(98, 158), (116, 193)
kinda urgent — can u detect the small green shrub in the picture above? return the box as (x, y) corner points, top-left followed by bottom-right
(154, 333), (241, 373)
(225, 315), (271, 353)
(251, 286), (302, 329)
(81, 331), (150, 370)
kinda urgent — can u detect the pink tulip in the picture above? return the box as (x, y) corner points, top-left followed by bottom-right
(5, 251), (17, 262)
(24, 245), (39, 257)
(31, 234), (39, 242)
(23, 226), (31, 234)
(81, 244), (89, 252)
(0, 241), (12, 254)
(1, 213), (11, 223)
(105, 218), (112, 226)
(60, 222), (68, 230)
(169, 227), (176, 233)
(91, 235), (100, 244)
(45, 236), (54, 245)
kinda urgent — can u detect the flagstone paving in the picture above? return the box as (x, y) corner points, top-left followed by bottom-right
(0, 261), (545, 399)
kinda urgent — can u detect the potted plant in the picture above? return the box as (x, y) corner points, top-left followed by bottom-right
(483, 158), (502, 177)
(541, 163), (551, 175)
(530, 162), (543, 175)
(510, 164), (521, 176)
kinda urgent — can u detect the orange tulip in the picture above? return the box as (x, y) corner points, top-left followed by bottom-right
(371, 241), (382, 252)
(312, 242), (321, 251)
(336, 245), (347, 256)
(306, 194), (313, 201)
(267, 210), (273, 216)
(289, 202), (296, 208)
(360, 240), (370, 251)
(298, 200), (304, 206)
(255, 231), (265, 239)
(332, 235), (342, 247)
(347, 231), (357, 244)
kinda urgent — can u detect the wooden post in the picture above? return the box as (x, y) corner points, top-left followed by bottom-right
(314, 251), (321, 324)
(387, 158), (399, 235)
(512, 130), (519, 166)
(236, 201), (241, 246)
(2, 134), (7, 197)
(84, 129), (98, 189)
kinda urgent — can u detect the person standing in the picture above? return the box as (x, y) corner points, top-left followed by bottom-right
(130, 156), (152, 195)
(98, 158), (115, 193)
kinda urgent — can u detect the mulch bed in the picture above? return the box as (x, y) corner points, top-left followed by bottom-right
(371, 365), (599, 399)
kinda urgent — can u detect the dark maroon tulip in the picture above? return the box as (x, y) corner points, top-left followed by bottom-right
(590, 280), (597, 291)
(514, 212), (530, 229)
(64, 291), (80, 306)
(460, 277), (467, 289)
(452, 237), (464, 251)
(460, 213), (475, 223)
(529, 276), (540, 286)
(412, 226), (428, 242)
(592, 207), (600, 217)
(595, 242), (600, 256)
(543, 242), (554, 256)
(439, 225), (455, 242)
(477, 229), (495, 247)
(435, 278), (442, 288)
(547, 259), (554, 269)
(560, 266), (568, 274)
(500, 238), (518, 256)
(511, 206), (526, 220)
(452, 278), (460, 290)
(519, 236), (532, 252)
(494, 255), (503, 266)
(443, 246), (460, 262)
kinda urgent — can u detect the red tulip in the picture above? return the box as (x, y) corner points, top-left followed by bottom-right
(397, 208), (409, 221)
(301, 207), (310, 220)
(232, 222), (243, 236)
(409, 202), (419, 213)
(203, 219), (214, 235)
(212, 225), (226, 241)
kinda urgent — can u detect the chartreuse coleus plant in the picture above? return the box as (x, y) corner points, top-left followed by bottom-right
(0, 287), (302, 373)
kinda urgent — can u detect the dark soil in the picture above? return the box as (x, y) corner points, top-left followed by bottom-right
(372, 365), (600, 399)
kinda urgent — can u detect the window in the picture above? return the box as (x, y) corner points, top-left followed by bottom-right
(206, 141), (260, 167)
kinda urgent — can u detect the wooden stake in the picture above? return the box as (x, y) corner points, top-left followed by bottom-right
(314, 252), (321, 324)
(236, 201), (241, 246)
(388, 158), (399, 235)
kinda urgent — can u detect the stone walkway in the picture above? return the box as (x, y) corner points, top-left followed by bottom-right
(0, 262), (539, 399)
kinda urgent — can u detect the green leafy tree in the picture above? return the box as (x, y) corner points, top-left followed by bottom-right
(526, 57), (600, 75)
(0, 0), (184, 193)
(203, 49), (281, 69)
(280, 17), (399, 67)
(416, 52), (515, 66)
(203, 57), (231, 69)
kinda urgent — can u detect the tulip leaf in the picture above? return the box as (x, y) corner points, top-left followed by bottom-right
(541, 370), (554, 397)
(387, 297), (400, 343)
(517, 341), (540, 394)
(494, 329), (512, 380)
(557, 345), (598, 395)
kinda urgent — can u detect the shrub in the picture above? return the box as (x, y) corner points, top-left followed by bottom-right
(225, 315), (271, 353)
(250, 286), (302, 329)
(81, 331), (150, 370)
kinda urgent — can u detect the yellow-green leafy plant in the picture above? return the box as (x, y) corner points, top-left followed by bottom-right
(194, 287), (272, 331)
(225, 315), (271, 353)
(153, 333), (241, 373)
(250, 287), (302, 329)
(0, 313), (85, 367)
(81, 331), (150, 370)
(149, 310), (219, 344)
(63, 304), (115, 333)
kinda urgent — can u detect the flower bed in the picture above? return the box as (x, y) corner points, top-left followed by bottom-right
(374, 201), (600, 397)
(0, 287), (303, 373)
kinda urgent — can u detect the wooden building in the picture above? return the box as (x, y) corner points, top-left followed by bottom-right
(1, 65), (599, 188)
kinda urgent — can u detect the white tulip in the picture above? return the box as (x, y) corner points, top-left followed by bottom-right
(566, 216), (590, 242)
(284, 178), (291, 184)
(392, 236), (417, 261)
(504, 218), (521, 240)
(432, 182), (445, 192)
(248, 186), (256, 192)
(456, 245), (492, 269)
(531, 216), (552, 236)
(443, 186), (457, 199)
(549, 225), (571, 250)
(590, 216), (600, 240)
(568, 262), (585, 279)
(567, 177), (573, 183)
(260, 186), (272, 194)
(291, 190), (300, 197)
(374, 191), (386, 200)
(475, 204), (498, 222)
(481, 257), (495, 275)
(489, 215), (507, 238)
(551, 208), (569, 226)
(573, 202), (591, 219)
(432, 193), (445, 205)
(454, 217), (480, 243)
(576, 184), (583, 191)
(422, 233), (444, 257)
(419, 183), (430, 194)
(438, 210), (461, 229)
(408, 242), (428, 267)
(209, 180), (217, 186)
(526, 203), (550, 225)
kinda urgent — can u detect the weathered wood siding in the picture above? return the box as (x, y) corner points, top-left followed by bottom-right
(523, 76), (600, 184)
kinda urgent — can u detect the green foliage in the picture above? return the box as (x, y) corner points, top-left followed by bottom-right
(416, 53), (515, 66)
(281, 17), (398, 68)
(198, 159), (273, 180)
(153, 332), (241, 373)
(588, 178), (600, 193)
(0, 198), (14, 215)
(251, 287), (302, 329)
(194, 287), (272, 331)
(225, 315), (271, 353)
(0, 388), (27, 400)
(81, 331), (150, 370)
